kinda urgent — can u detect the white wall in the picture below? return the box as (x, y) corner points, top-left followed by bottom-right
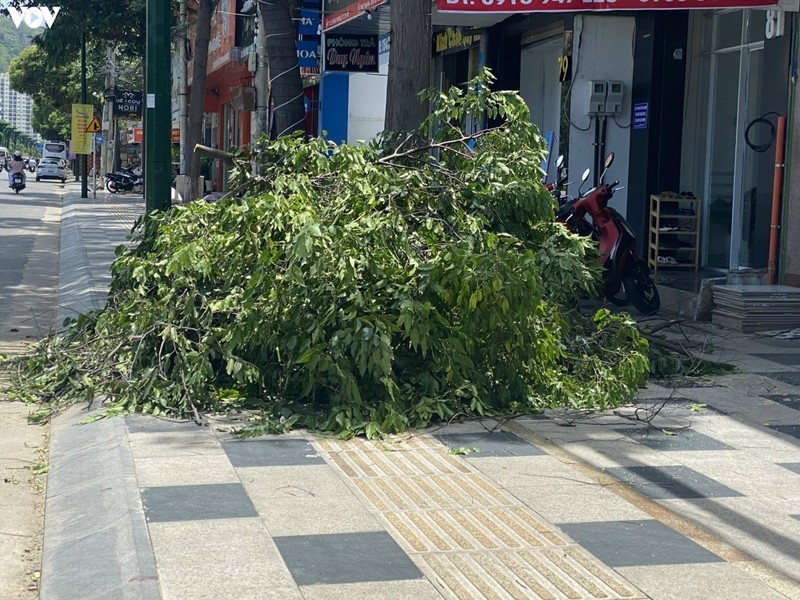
(568, 15), (635, 216)
(520, 38), (563, 182)
(347, 49), (389, 144)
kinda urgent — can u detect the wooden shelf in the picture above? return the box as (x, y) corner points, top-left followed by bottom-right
(648, 195), (701, 273)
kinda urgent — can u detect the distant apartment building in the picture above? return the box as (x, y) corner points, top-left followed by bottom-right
(0, 73), (35, 137)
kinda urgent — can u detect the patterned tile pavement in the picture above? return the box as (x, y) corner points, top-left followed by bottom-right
(39, 189), (800, 600)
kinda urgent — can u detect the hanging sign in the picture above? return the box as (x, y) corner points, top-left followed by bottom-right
(324, 34), (379, 73)
(297, 40), (320, 68)
(298, 9), (320, 35)
(114, 90), (143, 119)
(437, 0), (777, 12)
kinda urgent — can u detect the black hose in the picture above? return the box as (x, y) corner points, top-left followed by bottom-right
(744, 112), (780, 152)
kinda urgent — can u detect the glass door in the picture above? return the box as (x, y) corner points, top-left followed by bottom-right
(706, 49), (739, 269)
(702, 10), (766, 270)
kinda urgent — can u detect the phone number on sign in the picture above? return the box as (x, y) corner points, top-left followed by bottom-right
(441, 0), (730, 5)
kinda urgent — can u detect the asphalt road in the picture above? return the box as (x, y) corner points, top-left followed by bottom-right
(0, 176), (63, 344)
(0, 176), (61, 597)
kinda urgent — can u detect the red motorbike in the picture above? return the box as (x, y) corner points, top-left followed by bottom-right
(555, 153), (660, 315)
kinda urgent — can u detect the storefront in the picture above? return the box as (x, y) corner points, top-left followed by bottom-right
(438, 0), (797, 279)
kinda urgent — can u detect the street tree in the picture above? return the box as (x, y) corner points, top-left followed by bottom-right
(186, 0), (218, 199)
(384, 0), (431, 132)
(259, 0), (306, 138)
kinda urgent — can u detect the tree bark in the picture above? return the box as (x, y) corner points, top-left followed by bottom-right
(187, 0), (216, 200)
(261, 0), (306, 138)
(384, 0), (431, 133)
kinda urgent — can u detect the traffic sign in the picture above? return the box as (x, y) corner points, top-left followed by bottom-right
(95, 133), (105, 144)
(86, 116), (102, 133)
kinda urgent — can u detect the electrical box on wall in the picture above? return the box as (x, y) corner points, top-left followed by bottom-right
(606, 81), (624, 115)
(589, 80), (607, 115)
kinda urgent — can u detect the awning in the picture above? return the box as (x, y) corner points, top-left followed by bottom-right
(437, 0), (787, 12)
(323, 0), (388, 31)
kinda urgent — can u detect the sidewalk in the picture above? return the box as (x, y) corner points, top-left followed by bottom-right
(40, 188), (800, 599)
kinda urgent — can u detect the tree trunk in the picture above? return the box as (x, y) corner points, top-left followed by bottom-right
(261, 0), (306, 138)
(186, 0), (216, 200)
(384, 0), (431, 133)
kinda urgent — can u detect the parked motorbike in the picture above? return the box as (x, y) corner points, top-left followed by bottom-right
(105, 167), (143, 194)
(555, 153), (660, 315)
(10, 172), (25, 194)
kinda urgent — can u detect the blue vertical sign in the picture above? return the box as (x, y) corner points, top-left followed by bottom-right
(633, 102), (648, 130)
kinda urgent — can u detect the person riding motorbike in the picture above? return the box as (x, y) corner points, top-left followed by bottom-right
(8, 151), (27, 188)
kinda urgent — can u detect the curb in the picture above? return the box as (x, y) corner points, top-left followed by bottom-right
(40, 407), (161, 600)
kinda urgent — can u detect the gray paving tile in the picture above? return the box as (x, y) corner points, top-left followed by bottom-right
(766, 424), (800, 441)
(757, 371), (800, 387)
(604, 465), (744, 499)
(125, 413), (205, 433)
(141, 483), (258, 522)
(750, 354), (800, 366)
(761, 394), (800, 411)
(559, 520), (724, 567)
(614, 426), (732, 451)
(273, 531), (423, 586)
(756, 337), (800, 349)
(778, 462), (800, 475)
(222, 439), (325, 467)
(634, 397), (725, 416)
(434, 431), (545, 457)
(648, 376), (724, 389)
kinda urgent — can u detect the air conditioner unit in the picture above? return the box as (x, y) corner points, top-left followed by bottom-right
(230, 86), (256, 111)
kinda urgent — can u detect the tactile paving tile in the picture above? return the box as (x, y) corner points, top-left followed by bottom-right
(314, 435), (645, 600)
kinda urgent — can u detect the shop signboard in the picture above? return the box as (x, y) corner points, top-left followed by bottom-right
(323, 0), (386, 31)
(324, 34), (379, 73)
(297, 40), (320, 68)
(114, 90), (143, 119)
(437, 0), (777, 12)
(433, 27), (483, 55)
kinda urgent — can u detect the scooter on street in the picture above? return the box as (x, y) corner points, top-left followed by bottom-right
(10, 172), (26, 194)
(555, 153), (660, 315)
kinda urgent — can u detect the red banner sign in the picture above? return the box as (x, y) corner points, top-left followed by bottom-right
(437, 0), (775, 11)
(323, 0), (386, 31)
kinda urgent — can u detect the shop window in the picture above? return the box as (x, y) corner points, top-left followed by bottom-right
(715, 11), (743, 49)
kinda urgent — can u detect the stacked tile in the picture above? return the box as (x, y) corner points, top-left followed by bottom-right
(711, 284), (800, 332)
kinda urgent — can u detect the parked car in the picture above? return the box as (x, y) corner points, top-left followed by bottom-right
(36, 157), (66, 183)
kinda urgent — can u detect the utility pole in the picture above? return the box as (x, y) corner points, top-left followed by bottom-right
(254, 1), (269, 140)
(145, 0), (172, 214)
(102, 45), (116, 186)
(80, 31), (88, 199)
(179, 0), (189, 181)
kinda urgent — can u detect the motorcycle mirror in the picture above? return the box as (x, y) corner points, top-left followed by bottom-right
(599, 153), (615, 184)
(577, 168), (591, 196)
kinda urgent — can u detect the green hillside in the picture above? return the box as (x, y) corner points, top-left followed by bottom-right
(0, 18), (33, 73)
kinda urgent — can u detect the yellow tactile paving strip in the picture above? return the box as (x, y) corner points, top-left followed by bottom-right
(314, 435), (646, 600)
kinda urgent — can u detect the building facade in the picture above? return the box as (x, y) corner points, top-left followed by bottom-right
(0, 72), (35, 138)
